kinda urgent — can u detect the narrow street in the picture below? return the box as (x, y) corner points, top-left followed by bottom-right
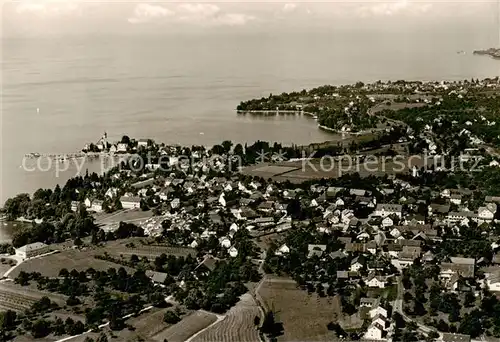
(393, 276), (441, 339)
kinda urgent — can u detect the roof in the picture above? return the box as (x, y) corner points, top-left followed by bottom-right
(442, 333), (471, 342)
(360, 297), (378, 305)
(400, 246), (422, 260)
(440, 261), (475, 278)
(338, 237), (352, 244)
(145, 271), (168, 283)
(371, 322), (385, 331)
(429, 203), (450, 214)
(132, 178), (155, 189)
(308, 244), (327, 251)
(448, 211), (476, 218)
(120, 196), (141, 203)
(486, 196), (500, 203)
(487, 270), (500, 284)
(350, 189), (367, 196)
(197, 256), (217, 272)
(376, 203), (402, 212)
(450, 257), (475, 265)
(337, 271), (349, 279)
(16, 242), (48, 252)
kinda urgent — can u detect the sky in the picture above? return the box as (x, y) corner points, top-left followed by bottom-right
(1, 0), (498, 37)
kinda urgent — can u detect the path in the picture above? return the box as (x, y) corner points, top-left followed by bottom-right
(53, 304), (155, 342)
(393, 276), (442, 339)
(1, 250), (59, 279)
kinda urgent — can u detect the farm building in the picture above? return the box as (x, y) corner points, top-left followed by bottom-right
(15, 242), (50, 259)
(120, 196), (142, 209)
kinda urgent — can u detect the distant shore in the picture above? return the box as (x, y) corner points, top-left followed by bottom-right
(236, 109), (318, 119)
(473, 48), (500, 59)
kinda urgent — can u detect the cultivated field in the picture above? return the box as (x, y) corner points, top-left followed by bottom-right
(104, 238), (196, 258)
(370, 101), (427, 115)
(8, 249), (132, 279)
(94, 209), (154, 231)
(0, 282), (66, 312)
(191, 293), (260, 342)
(257, 277), (342, 341)
(243, 155), (428, 183)
(151, 310), (218, 342)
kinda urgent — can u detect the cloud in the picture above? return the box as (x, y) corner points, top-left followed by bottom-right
(132, 3), (256, 26)
(15, 2), (80, 17)
(282, 3), (298, 13)
(356, 0), (433, 18)
(128, 4), (175, 24)
(216, 13), (255, 26)
(178, 3), (221, 18)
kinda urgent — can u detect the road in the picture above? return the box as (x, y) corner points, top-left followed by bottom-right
(393, 276), (442, 339)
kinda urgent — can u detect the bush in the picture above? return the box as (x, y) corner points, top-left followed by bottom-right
(163, 311), (180, 324)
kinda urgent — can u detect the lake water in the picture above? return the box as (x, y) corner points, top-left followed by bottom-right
(1, 28), (500, 237)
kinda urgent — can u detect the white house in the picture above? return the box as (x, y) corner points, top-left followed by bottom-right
(159, 189), (170, 201)
(350, 257), (364, 272)
(364, 323), (385, 340)
(335, 198), (345, 207)
(366, 275), (386, 288)
(84, 198), (92, 208)
(228, 246), (238, 258)
(15, 242), (50, 260)
(478, 206), (495, 221)
(120, 196), (141, 209)
(105, 188), (118, 199)
(91, 200), (104, 213)
(374, 204), (402, 218)
(71, 201), (80, 212)
(382, 217), (394, 227)
(220, 237), (232, 248)
(485, 272), (500, 292)
(229, 223), (239, 233)
(171, 198), (180, 209)
(137, 139), (149, 148)
(450, 194), (462, 205)
(369, 306), (388, 319)
(275, 244), (290, 256)
(390, 227), (402, 239)
(117, 143), (128, 152)
(219, 193), (226, 207)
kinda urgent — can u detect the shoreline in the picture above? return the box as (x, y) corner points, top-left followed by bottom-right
(236, 109), (318, 119)
(237, 109), (381, 136)
(24, 152), (133, 160)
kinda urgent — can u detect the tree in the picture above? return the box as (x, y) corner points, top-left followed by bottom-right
(234, 144), (244, 156)
(96, 332), (108, 342)
(67, 295), (81, 306)
(260, 311), (283, 338)
(163, 311), (180, 324)
(464, 291), (475, 307)
(0, 310), (17, 332)
(222, 140), (233, 154)
(121, 135), (131, 145)
(31, 319), (51, 338)
(59, 268), (69, 278)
